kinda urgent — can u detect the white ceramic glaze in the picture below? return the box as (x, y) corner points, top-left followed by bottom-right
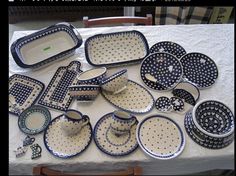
(60, 110), (89, 136)
(136, 115), (185, 160)
(110, 110), (137, 135)
(77, 67), (107, 84)
(101, 69), (128, 94)
(68, 85), (100, 101)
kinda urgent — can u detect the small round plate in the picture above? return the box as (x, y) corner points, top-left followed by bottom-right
(140, 52), (183, 91)
(136, 115), (185, 160)
(18, 105), (51, 135)
(155, 96), (172, 112)
(170, 97), (185, 112)
(94, 113), (139, 156)
(44, 115), (92, 158)
(180, 53), (218, 89)
(149, 41), (187, 59)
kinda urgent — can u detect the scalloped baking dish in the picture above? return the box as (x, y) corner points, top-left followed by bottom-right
(10, 22), (83, 69)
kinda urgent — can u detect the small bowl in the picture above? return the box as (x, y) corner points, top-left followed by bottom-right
(192, 100), (234, 138)
(77, 67), (107, 85)
(68, 85), (100, 102)
(101, 69), (128, 94)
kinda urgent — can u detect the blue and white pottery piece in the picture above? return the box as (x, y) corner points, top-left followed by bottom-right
(60, 109), (90, 136)
(192, 100), (234, 138)
(77, 67), (107, 85)
(110, 110), (137, 136)
(84, 30), (149, 67)
(180, 53), (218, 89)
(140, 52), (183, 91)
(69, 84), (100, 101)
(18, 105), (51, 135)
(14, 146), (28, 158)
(38, 61), (82, 111)
(23, 135), (35, 147)
(170, 97), (185, 112)
(149, 41), (187, 59)
(101, 80), (154, 114)
(9, 74), (45, 115)
(184, 109), (234, 149)
(30, 143), (42, 159)
(93, 112), (138, 156)
(10, 22), (83, 69)
(101, 69), (128, 94)
(44, 114), (92, 158)
(136, 115), (185, 160)
(155, 96), (172, 112)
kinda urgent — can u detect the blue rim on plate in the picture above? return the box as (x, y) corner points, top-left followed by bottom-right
(101, 80), (155, 114)
(43, 114), (93, 158)
(38, 61), (82, 111)
(93, 113), (139, 157)
(140, 52), (183, 91)
(84, 30), (149, 67)
(10, 22), (83, 69)
(180, 52), (218, 89)
(18, 105), (51, 135)
(101, 69), (127, 84)
(149, 41), (187, 59)
(136, 115), (185, 159)
(9, 74), (45, 116)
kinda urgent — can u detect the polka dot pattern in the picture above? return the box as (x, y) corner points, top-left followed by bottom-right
(172, 89), (196, 106)
(140, 53), (183, 91)
(85, 31), (149, 67)
(170, 97), (184, 112)
(137, 115), (185, 159)
(155, 96), (172, 112)
(195, 101), (234, 135)
(9, 74), (45, 115)
(101, 80), (154, 114)
(184, 110), (234, 149)
(93, 113), (138, 156)
(44, 115), (92, 158)
(150, 41), (186, 59)
(38, 61), (82, 111)
(180, 53), (218, 89)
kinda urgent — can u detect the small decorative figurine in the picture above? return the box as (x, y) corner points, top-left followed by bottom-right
(14, 146), (28, 158)
(30, 143), (42, 159)
(23, 135), (35, 147)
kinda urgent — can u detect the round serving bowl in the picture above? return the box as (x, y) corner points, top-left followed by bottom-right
(68, 85), (100, 102)
(101, 69), (128, 94)
(77, 67), (107, 85)
(184, 110), (234, 149)
(192, 100), (234, 138)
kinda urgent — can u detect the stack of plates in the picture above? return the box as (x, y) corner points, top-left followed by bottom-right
(184, 100), (234, 149)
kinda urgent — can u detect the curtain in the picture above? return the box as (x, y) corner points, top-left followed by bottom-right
(155, 7), (213, 25)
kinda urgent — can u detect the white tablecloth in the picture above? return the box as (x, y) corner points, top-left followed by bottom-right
(9, 24), (234, 175)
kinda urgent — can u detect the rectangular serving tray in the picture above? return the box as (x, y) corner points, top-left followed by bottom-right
(10, 22), (83, 69)
(84, 30), (149, 67)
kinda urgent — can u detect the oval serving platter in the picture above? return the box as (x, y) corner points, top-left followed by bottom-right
(84, 30), (149, 67)
(101, 80), (154, 114)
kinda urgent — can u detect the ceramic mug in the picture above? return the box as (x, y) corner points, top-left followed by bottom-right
(60, 109), (89, 136)
(110, 110), (137, 136)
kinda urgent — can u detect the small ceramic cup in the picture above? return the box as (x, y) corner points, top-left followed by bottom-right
(110, 110), (137, 136)
(69, 84), (100, 102)
(77, 67), (107, 85)
(60, 109), (89, 136)
(101, 69), (128, 94)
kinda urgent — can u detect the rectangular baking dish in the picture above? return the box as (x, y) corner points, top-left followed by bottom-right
(84, 30), (149, 67)
(10, 22), (83, 69)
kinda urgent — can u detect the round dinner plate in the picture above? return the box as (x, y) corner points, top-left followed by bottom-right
(44, 115), (92, 158)
(136, 115), (185, 160)
(18, 105), (51, 135)
(180, 53), (218, 89)
(140, 52), (183, 91)
(94, 113), (139, 156)
(149, 41), (187, 59)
